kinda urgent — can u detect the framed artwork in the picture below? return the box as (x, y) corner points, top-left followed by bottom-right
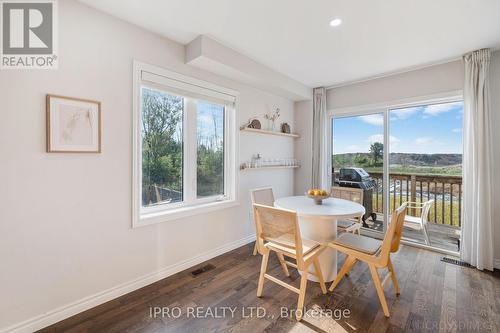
(46, 94), (101, 153)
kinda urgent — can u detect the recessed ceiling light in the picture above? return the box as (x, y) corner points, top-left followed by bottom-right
(329, 18), (342, 27)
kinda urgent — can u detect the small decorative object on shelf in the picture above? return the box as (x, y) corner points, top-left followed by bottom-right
(251, 153), (262, 168)
(306, 189), (330, 205)
(240, 118), (262, 130)
(264, 107), (280, 131)
(281, 122), (291, 134)
(248, 119), (261, 129)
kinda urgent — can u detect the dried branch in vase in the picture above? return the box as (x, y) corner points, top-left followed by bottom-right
(263, 108), (280, 131)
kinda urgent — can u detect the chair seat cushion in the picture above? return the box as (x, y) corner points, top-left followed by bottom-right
(332, 233), (382, 255)
(337, 220), (356, 229)
(265, 234), (320, 256)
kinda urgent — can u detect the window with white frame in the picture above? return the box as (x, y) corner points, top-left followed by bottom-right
(133, 63), (238, 226)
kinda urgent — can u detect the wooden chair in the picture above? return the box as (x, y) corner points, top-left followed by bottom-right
(328, 203), (407, 317)
(331, 186), (364, 234)
(250, 187), (275, 255)
(404, 200), (433, 245)
(250, 187), (292, 278)
(253, 204), (327, 321)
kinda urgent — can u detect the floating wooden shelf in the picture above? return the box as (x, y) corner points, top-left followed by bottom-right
(240, 165), (300, 171)
(240, 127), (300, 138)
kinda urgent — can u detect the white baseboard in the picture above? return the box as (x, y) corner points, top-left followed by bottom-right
(0, 234), (256, 333)
(494, 258), (500, 270)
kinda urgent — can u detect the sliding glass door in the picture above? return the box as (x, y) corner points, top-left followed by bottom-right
(388, 101), (463, 252)
(331, 97), (463, 254)
(332, 112), (386, 233)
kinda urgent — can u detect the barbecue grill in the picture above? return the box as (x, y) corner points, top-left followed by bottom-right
(334, 167), (377, 223)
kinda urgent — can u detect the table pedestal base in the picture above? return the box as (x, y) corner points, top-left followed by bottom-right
(298, 216), (338, 283)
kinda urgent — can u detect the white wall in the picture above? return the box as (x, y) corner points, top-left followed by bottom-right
(293, 100), (313, 195)
(327, 60), (464, 109)
(489, 51), (500, 263)
(0, 1), (297, 331)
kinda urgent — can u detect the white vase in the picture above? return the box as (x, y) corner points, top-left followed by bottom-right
(270, 120), (276, 132)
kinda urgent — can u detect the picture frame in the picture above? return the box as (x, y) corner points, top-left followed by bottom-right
(46, 94), (102, 153)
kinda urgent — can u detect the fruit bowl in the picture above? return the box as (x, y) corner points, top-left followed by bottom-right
(306, 190), (330, 205)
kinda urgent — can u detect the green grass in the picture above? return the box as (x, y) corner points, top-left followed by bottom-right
(388, 165), (461, 177)
(360, 165), (461, 177)
(372, 194), (461, 227)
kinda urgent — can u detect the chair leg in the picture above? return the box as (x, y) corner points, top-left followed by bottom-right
(256, 251), (269, 297)
(276, 252), (290, 277)
(252, 243), (258, 256)
(313, 259), (327, 294)
(329, 255), (357, 292)
(387, 258), (400, 295)
(296, 271), (309, 321)
(423, 225), (431, 245)
(368, 264), (390, 317)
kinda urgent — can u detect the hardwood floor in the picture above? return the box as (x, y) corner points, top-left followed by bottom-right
(38, 243), (500, 333)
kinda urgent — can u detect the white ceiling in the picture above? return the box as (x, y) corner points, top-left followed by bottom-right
(79, 0), (500, 87)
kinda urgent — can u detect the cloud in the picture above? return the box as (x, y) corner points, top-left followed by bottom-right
(423, 102), (462, 117)
(452, 128), (462, 133)
(391, 107), (420, 120)
(345, 144), (363, 153)
(415, 136), (439, 145)
(368, 134), (383, 143)
(367, 134), (399, 145)
(359, 114), (383, 126)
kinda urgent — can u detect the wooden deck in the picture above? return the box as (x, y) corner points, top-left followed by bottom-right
(38, 243), (500, 333)
(368, 172), (463, 227)
(363, 219), (460, 252)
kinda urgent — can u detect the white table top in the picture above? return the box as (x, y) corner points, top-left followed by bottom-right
(274, 196), (365, 219)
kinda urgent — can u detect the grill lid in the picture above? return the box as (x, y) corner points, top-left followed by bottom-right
(339, 167), (371, 182)
(336, 168), (375, 189)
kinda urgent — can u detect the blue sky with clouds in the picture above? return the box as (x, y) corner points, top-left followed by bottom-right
(333, 101), (463, 155)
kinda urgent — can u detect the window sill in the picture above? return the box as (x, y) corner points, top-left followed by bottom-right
(134, 199), (239, 227)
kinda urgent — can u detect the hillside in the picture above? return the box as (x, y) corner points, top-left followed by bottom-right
(389, 153), (462, 166)
(333, 153), (462, 167)
(333, 153), (462, 176)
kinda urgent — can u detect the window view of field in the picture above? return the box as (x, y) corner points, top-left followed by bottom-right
(332, 101), (463, 251)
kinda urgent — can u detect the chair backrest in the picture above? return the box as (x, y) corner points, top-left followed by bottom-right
(331, 186), (363, 204)
(378, 203), (407, 262)
(251, 187), (275, 206)
(253, 204), (305, 262)
(420, 200), (434, 225)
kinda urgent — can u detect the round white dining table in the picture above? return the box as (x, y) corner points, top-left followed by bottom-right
(274, 196), (365, 283)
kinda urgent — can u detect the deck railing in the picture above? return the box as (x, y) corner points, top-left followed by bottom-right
(369, 172), (462, 227)
(333, 172), (462, 227)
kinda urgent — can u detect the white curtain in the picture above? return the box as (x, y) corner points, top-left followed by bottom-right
(312, 87), (329, 189)
(461, 48), (494, 271)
